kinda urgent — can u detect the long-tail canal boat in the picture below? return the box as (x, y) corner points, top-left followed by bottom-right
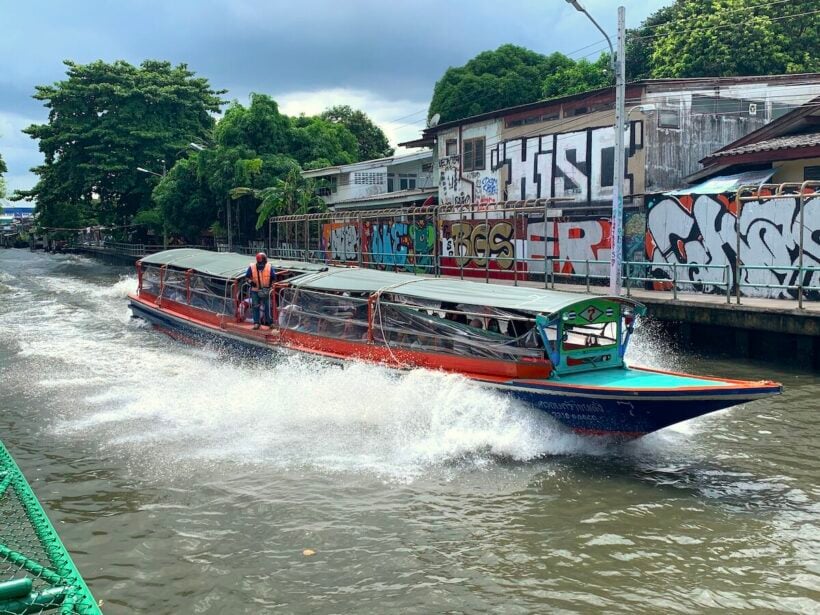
(128, 249), (782, 438)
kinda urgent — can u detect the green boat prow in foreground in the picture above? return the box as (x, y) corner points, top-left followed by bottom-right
(0, 440), (101, 614)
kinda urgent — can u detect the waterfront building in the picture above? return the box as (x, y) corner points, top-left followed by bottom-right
(302, 151), (436, 211)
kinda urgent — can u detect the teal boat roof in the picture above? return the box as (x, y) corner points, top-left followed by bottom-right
(290, 267), (643, 316)
(139, 248), (328, 279)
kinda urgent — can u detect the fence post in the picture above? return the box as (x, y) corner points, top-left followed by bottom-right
(725, 264), (731, 304)
(672, 262), (678, 300)
(626, 262), (631, 297)
(513, 208), (519, 287)
(485, 204), (490, 284)
(585, 260), (590, 292)
(798, 186), (806, 310)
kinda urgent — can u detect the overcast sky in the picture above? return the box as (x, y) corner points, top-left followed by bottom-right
(0, 0), (668, 193)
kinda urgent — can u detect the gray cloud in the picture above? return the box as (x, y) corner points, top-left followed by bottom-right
(0, 0), (668, 192)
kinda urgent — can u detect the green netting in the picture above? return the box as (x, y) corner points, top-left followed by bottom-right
(0, 441), (101, 615)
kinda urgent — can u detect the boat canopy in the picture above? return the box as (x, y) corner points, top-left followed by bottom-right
(139, 248), (328, 280)
(290, 267), (643, 317)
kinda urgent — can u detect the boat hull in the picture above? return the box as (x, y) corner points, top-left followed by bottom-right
(129, 297), (782, 438)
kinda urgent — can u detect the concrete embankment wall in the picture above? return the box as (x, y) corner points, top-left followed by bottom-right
(644, 298), (820, 370)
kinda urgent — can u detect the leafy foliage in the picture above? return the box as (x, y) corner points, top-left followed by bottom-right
(153, 94), (357, 242)
(17, 59), (224, 231)
(430, 2), (818, 123)
(542, 55), (612, 99)
(230, 166), (326, 230)
(320, 105), (393, 160)
(628, 0), (819, 79)
(429, 45), (613, 123)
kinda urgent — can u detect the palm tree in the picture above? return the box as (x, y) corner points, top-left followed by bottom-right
(230, 167), (326, 250)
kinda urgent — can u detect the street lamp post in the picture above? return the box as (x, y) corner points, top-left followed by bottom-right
(136, 164), (168, 249)
(189, 142), (231, 252)
(565, 1), (626, 295)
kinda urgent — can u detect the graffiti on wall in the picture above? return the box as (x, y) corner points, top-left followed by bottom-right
(492, 122), (642, 202)
(437, 122), (643, 206)
(646, 193), (820, 298)
(526, 219), (611, 276)
(320, 209), (650, 282)
(321, 218), (437, 274)
(439, 219), (518, 276)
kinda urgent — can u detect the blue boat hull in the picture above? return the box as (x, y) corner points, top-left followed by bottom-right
(129, 300), (781, 438)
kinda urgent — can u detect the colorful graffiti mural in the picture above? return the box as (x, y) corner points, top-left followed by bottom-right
(321, 214), (633, 281)
(645, 193), (820, 298)
(321, 218), (437, 274)
(439, 218), (520, 278)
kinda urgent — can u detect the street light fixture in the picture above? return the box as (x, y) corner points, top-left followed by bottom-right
(566, 0), (626, 295)
(183, 141), (232, 252)
(136, 165), (168, 249)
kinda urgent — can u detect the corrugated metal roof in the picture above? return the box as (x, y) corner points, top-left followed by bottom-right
(707, 132), (820, 158)
(290, 267), (642, 315)
(302, 151), (432, 178)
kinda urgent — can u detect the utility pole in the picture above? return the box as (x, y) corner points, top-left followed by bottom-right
(565, 1), (626, 294)
(610, 5), (626, 296)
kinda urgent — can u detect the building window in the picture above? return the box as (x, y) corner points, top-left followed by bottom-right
(421, 162), (433, 173)
(387, 175), (395, 192)
(805, 166), (820, 181)
(462, 137), (485, 171)
(399, 173), (417, 190)
(339, 173), (350, 186)
(658, 108), (680, 129)
(692, 94), (765, 116)
(353, 171), (385, 185)
(316, 176), (338, 196)
(445, 139), (458, 156)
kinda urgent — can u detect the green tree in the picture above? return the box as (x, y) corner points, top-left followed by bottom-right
(629, 0), (818, 79)
(230, 166), (325, 231)
(17, 59), (224, 231)
(542, 54), (612, 99)
(288, 115), (359, 168)
(320, 105), (393, 160)
(214, 93), (291, 154)
(428, 45), (611, 123)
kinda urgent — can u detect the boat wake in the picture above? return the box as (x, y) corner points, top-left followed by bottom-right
(56, 352), (604, 482)
(0, 256), (697, 482)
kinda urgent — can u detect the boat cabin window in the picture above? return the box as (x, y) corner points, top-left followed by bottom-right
(278, 287), (370, 341)
(140, 264), (235, 315)
(141, 266), (162, 295)
(376, 297), (544, 362)
(561, 321), (618, 351)
(189, 273), (234, 314)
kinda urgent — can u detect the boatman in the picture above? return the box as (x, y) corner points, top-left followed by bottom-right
(246, 252), (276, 330)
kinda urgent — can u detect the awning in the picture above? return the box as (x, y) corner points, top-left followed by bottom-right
(670, 169), (774, 195)
(290, 267), (642, 316)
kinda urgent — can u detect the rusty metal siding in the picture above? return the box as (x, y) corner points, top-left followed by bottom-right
(645, 111), (768, 191)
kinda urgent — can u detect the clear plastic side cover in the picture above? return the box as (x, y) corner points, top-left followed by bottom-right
(141, 266), (161, 295)
(278, 287), (370, 341)
(142, 265), (235, 315)
(277, 287), (545, 362)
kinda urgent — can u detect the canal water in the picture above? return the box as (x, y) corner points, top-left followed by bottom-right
(0, 249), (817, 614)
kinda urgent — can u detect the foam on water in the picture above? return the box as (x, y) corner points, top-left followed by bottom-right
(1, 264), (603, 481)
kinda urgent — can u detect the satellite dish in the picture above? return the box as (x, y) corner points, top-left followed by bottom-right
(428, 113), (441, 128)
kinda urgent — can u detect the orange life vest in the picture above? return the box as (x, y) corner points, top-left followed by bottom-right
(250, 262), (273, 290)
